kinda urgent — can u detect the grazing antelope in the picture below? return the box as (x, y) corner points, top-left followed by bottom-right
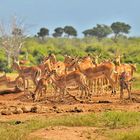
(12, 61), (41, 92)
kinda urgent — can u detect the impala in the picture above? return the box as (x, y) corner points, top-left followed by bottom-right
(32, 71), (54, 102)
(12, 61), (41, 92)
(49, 70), (91, 99)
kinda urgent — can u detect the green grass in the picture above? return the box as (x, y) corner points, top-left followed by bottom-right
(100, 111), (140, 129)
(0, 111), (140, 140)
(109, 128), (140, 140)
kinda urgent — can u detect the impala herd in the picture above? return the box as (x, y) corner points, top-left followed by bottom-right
(0, 53), (136, 102)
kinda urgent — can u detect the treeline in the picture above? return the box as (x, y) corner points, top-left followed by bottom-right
(0, 37), (140, 72)
(37, 21), (131, 42)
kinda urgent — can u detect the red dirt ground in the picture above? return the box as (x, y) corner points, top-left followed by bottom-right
(0, 89), (139, 140)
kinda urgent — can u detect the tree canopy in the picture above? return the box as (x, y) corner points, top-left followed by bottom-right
(82, 29), (94, 37)
(111, 22), (131, 41)
(64, 26), (77, 37)
(37, 27), (49, 40)
(83, 24), (112, 40)
(52, 27), (64, 37)
(92, 24), (112, 40)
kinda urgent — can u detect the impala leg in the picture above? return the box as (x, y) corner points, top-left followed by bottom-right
(80, 87), (84, 99)
(126, 85), (131, 99)
(120, 87), (123, 99)
(23, 79), (27, 93)
(44, 85), (47, 96)
(97, 78), (100, 96)
(89, 80), (93, 93)
(87, 86), (91, 99)
(107, 76), (116, 95)
(95, 79), (97, 95)
(83, 84), (91, 99)
(27, 79), (29, 90)
(34, 85), (39, 102)
(102, 78), (105, 94)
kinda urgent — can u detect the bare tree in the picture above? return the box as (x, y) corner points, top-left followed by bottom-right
(0, 16), (26, 67)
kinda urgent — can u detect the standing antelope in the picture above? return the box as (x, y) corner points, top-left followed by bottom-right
(32, 71), (54, 102)
(50, 70), (91, 99)
(119, 71), (135, 99)
(69, 59), (118, 95)
(12, 61), (41, 92)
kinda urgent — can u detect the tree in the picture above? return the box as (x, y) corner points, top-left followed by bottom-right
(82, 25), (112, 40)
(0, 16), (26, 67)
(52, 27), (64, 38)
(37, 27), (49, 40)
(64, 26), (77, 37)
(82, 29), (94, 37)
(92, 24), (112, 40)
(111, 22), (131, 41)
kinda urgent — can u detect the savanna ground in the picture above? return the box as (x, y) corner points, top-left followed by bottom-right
(0, 73), (140, 140)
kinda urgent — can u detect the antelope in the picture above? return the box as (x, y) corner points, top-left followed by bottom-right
(115, 63), (136, 91)
(38, 55), (68, 95)
(12, 61), (41, 92)
(64, 55), (105, 95)
(119, 70), (135, 99)
(69, 59), (118, 95)
(41, 53), (66, 76)
(113, 54), (136, 91)
(32, 71), (54, 102)
(49, 70), (91, 99)
(38, 59), (52, 76)
(43, 53), (57, 65)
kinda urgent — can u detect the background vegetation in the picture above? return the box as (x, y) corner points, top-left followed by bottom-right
(1, 36), (140, 71)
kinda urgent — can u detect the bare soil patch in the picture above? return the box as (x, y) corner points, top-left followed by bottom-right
(29, 126), (109, 140)
(0, 90), (139, 121)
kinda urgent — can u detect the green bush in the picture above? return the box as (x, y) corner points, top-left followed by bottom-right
(0, 37), (140, 72)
